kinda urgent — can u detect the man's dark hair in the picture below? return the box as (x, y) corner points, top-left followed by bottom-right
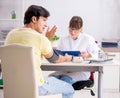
(24, 5), (50, 24)
(69, 16), (83, 30)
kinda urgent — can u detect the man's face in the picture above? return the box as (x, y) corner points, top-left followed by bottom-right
(35, 16), (48, 33)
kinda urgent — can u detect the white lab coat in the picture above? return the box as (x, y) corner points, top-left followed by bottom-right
(51, 33), (100, 82)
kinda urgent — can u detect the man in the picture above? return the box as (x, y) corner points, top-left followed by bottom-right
(5, 5), (74, 98)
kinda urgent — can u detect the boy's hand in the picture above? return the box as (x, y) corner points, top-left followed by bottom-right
(45, 25), (57, 40)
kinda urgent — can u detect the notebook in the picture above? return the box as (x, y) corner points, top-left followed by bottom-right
(55, 49), (81, 56)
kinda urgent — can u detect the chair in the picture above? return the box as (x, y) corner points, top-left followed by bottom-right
(72, 40), (99, 96)
(72, 72), (95, 96)
(0, 44), (61, 98)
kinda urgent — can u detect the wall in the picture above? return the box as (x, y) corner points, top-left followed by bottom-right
(24, 0), (120, 42)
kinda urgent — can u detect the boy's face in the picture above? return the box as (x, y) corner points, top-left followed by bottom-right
(34, 16), (48, 33)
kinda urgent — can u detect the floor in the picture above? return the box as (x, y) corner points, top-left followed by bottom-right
(0, 89), (120, 98)
(74, 89), (120, 98)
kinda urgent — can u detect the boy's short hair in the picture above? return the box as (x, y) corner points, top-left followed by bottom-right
(24, 5), (50, 24)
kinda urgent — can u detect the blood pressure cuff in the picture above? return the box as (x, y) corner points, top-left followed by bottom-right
(46, 49), (59, 63)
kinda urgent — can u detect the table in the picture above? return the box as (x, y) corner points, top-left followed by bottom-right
(41, 60), (120, 98)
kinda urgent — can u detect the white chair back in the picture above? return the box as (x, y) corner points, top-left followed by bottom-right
(0, 44), (39, 98)
(0, 44), (62, 98)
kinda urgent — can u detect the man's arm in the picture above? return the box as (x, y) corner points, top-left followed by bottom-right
(44, 49), (72, 63)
